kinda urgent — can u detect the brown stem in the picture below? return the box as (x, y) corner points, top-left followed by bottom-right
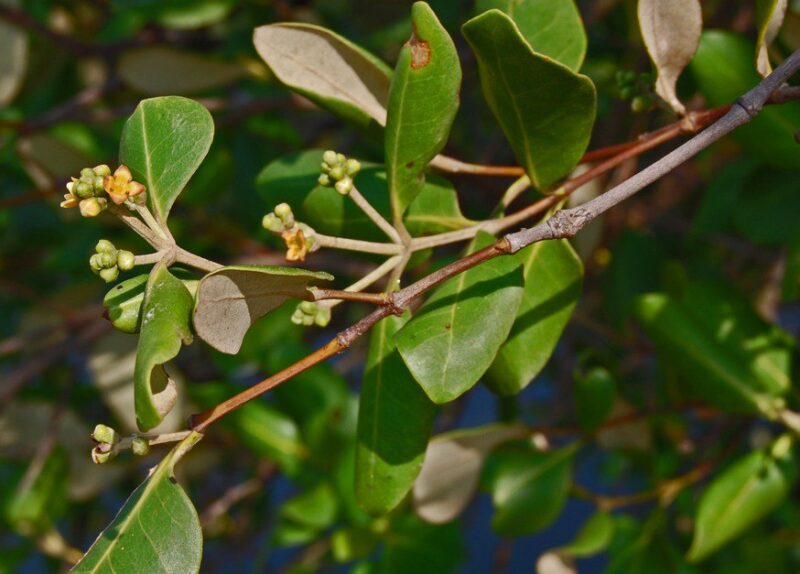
(308, 288), (392, 306)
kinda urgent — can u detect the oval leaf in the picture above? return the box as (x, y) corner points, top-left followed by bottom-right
(413, 424), (527, 524)
(688, 444), (795, 562)
(253, 23), (391, 129)
(395, 233), (524, 404)
(193, 265), (333, 355)
(120, 96), (214, 224)
(486, 239), (583, 395)
(73, 432), (204, 573)
(135, 263), (195, 431)
(756, 0), (788, 76)
(385, 1), (462, 217)
(475, 0), (587, 71)
(0, 0), (27, 107)
(356, 314), (437, 515)
(462, 9), (596, 190)
(119, 46), (244, 95)
(637, 0), (702, 114)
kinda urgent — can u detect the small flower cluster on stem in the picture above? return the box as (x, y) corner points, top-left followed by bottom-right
(318, 150), (361, 195)
(292, 300), (331, 327)
(262, 203), (318, 262)
(90, 423), (190, 464)
(89, 240), (134, 283)
(61, 164), (147, 218)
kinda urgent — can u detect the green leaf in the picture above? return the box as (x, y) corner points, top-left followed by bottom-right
(691, 31), (800, 168)
(395, 233), (524, 404)
(486, 239), (583, 395)
(332, 526), (378, 563)
(73, 432), (204, 573)
(385, 1), (462, 217)
(253, 23), (391, 130)
(462, 9), (596, 190)
(4, 449), (67, 533)
(118, 47), (244, 95)
(560, 511), (615, 557)
(0, 0), (27, 107)
(483, 442), (576, 536)
(192, 265), (333, 355)
(756, 0), (788, 76)
(281, 483), (339, 530)
(688, 442), (795, 562)
(377, 515), (464, 574)
(634, 280), (793, 417)
(413, 424), (527, 523)
(120, 96), (214, 223)
(403, 176), (475, 235)
(104, 270), (198, 334)
(356, 314), (437, 515)
(134, 263), (194, 431)
(574, 367), (616, 433)
(475, 0), (586, 71)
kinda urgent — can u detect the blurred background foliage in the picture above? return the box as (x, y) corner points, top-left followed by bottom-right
(1, 0), (800, 572)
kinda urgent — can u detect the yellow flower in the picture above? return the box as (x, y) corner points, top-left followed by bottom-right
(282, 228), (309, 262)
(103, 165), (146, 205)
(60, 179), (80, 208)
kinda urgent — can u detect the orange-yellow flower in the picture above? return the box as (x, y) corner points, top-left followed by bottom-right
(103, 165), (146, 205)
(282, 228), (309, 262)
(60, 179), (80, 208)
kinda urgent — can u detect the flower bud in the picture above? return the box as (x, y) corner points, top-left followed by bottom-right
(117, 250), (135, 271)
(345, 159), (361, 175)
(314, 305), (331, 327)
(75, 181), (94, 199)
(318, 174), (332, 187)
(299, 301), (317, 314)
(93, 176), (105, 192)
(320, 162), (331, 174)
(131, 437), (150, 456)
(92, 424), (120, 445)
(96, 239), (116, 254)
(93, 164), (111, 177)
(80, 167), (96, 179)
(99, 252), (117, 268)
(91, 445), (118, 465)
(89, 254), (103, 273)
(262, 213), (283, 233)
(328, 165), (345, 180)
(322, 150), (338, 166)
(79, 197), (106, 217)
(274, 203), (294, 226)
(99, 266), (119, 283)
(335, 177), (353, 195)
(336, 153), (346, 164)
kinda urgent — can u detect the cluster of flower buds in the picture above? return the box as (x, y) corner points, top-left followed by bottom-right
(615, 69), (654, 113)
(90, 424), (150, 464)
(292, 301), (331, 327)
(89, 239), (135, 283)
(318, 150), (361, 195)
(61, 164), (147, 217)
(262, 203), (318, 262)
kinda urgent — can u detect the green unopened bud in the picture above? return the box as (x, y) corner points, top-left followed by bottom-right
(80, 167), (96, 179)
(91, 445), (118, 465)
(631, 95), (652, 113)
(274, 203), (294, 226)
(75, 181), (94, 199)
(96, 239), (116, 254)
(89, 253), (103, 273)
(320, 162), (331, 174)
(345, 158), (361, 175)
(299, 301), (317, 314)
(93, 164), (111, 177)
(771, 434), (794, 460)
(318, 173), (332, 187)
(79, 197), (106, 217)
(92, 424), (119, 445)
(323, 150), (338, 166)
(335, 177), (353, 195)
(99, 266), (119, 283)
(99, 252), (117, 267)
(328, 165), (345, 180)
(131, 437), (150, 456)
(262, 213), (283, 233)
(336, 153), (346, 164)
(117, 250), (135, 271)
(93, 176), (105, 192)
(314, 305), (331, 327)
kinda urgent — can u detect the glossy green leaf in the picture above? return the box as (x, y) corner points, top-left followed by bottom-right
(120, 96), (214, 223)
(691, 31), (800, 168)
(193, 265), (332, 355)
(104, 270), (198, 334)
(756, 0), (788, 76)
(486, 239), (583, 395)
(574, 367), (616, 433)
(463, 9), (596, 190)
(395, 233), (524, 404)
(688, 442), (795, 562)
(403, 178), (475, 235)
(73, 432), (204, 573)
(118, 47), (244, 95)
(135, 263), (194, 431)
(606, 513), (685, 574)
(413, 424), (527, 524)
(560, 511), (615, 557)
(475, 0), (586, 71)
(253, 23), (391, 130)
(281, 483), (339, 530)
(635, 281), (793, 417)
(356, 314), (436, 515)
(377, 515), (464, 574)
(385, 1), (462, 217)
(483, 443), (576, 536)
(4, 449), (67, 533)
(0, 0), (27, 107)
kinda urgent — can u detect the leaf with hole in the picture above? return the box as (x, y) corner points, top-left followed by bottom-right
(687, 441), (796, 562)
(356, 314), (437, 515)
(135, 263), (195, 431)
(385, 1), (462, 217)
(120, 96), (214, 224)
(463, 9), (596, 191)
(475, 0), (586, 71)
(395, 233), (524, 404)
(193, 265), (332, 355)
(486, 239), (583, 395)
(637, 0), (702, 114)
(413, 424), (527, 524)
(73, 432), (203, 573)
(253, 23), (391, 130)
